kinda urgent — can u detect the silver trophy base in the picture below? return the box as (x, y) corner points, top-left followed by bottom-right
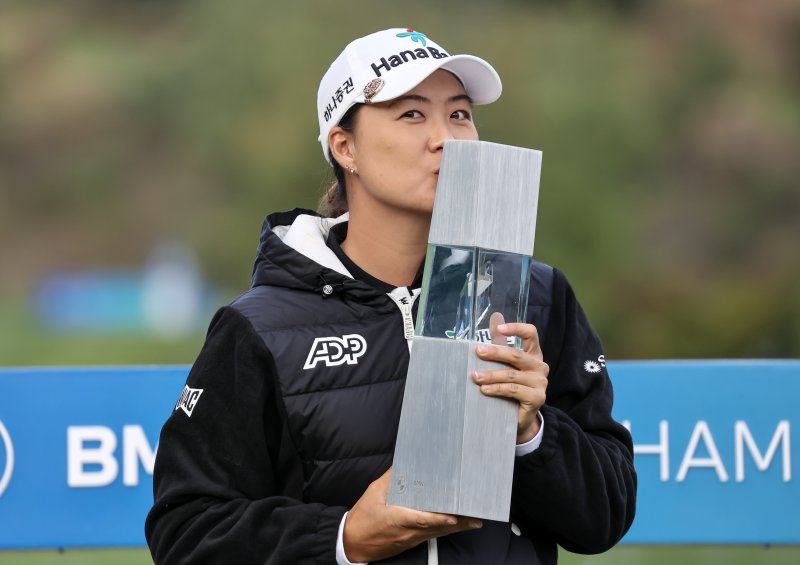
(388, 336), (517, 521)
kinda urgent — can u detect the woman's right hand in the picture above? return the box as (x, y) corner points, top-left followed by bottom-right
(343, 468), (483, 563)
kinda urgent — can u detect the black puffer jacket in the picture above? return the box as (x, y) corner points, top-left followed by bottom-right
(145, 209), (636, 564)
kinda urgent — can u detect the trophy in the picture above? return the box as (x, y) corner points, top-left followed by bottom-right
(388, 140), (541, 521)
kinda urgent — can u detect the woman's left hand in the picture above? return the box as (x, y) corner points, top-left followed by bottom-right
(472, 314), (549, 444)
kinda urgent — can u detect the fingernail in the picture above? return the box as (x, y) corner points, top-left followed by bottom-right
(447, 517), (457, 525)
(476, 346), (487, 354)
(472, 372), (483, 382)
(470, 520), (483, 529)
(497, 324), (508, 332)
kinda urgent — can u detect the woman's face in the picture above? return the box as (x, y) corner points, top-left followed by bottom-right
(343, 69), (479, 217)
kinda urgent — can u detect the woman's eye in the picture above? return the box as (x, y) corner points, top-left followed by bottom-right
(402, 110), (423, 119)
(452, 109), (472, 120)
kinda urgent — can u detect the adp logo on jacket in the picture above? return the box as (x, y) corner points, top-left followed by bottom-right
(304, 334), (367, 369)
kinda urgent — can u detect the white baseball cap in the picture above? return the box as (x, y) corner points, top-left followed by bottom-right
(317, 28), (502, 163)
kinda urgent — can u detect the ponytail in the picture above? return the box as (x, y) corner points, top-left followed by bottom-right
(318, 161), (348, 217)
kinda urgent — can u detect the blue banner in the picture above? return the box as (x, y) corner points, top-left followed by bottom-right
(0, 367), (185, 548)
(0, 361), (797, 548)
(611, 360), (798, 544)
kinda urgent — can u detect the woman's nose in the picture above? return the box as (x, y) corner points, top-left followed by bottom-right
(428, 119), (455, 152)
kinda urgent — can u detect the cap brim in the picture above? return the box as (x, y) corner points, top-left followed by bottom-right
(366, 54), (502, 106)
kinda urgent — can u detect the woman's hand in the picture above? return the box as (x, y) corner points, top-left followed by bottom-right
(343, 468), (482, 563)
(473, 313), (549, 443)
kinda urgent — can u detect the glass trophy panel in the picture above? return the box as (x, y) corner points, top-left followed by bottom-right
(416, 245), (531, 348)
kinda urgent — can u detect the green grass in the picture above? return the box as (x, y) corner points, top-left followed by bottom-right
(0, 295), (206, 367)
(561, 545), (800, 565)
(1, 546), (798, 564)
(0, 549), (151, 565)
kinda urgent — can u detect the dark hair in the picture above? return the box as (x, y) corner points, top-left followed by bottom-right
(318, 104), (362, 217)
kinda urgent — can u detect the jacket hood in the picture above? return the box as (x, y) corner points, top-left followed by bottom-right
(250, 208), (387, 304)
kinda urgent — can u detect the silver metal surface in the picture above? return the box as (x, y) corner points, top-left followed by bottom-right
(388, 337), (516, 521)
(389, 140), (541, 521)
(428, 140), (541, 256)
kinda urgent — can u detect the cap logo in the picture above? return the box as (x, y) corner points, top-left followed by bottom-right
(322, 77), (356, 123)
(396, 29), (427, 47)
(363, 78), (384, 103)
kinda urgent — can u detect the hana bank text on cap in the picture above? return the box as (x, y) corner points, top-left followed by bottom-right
(317, 28), (503, 163)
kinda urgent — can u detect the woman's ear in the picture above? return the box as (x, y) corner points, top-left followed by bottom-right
(328, 126), (355, 169)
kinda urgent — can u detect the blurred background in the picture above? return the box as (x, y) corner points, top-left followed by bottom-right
(2, 0), (799, 366)
(0, 0), (798, 562)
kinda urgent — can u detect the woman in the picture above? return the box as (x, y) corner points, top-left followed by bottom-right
(146, 28), (636, 564)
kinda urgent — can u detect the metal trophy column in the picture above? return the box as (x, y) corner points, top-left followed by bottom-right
(388, 140), (542, 521)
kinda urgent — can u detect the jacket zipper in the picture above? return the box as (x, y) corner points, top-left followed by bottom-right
(400, 302), (414, 340)
(387, 287), (420, 350)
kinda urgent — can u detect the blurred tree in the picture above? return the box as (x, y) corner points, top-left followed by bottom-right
(1, 0), (798, 363)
